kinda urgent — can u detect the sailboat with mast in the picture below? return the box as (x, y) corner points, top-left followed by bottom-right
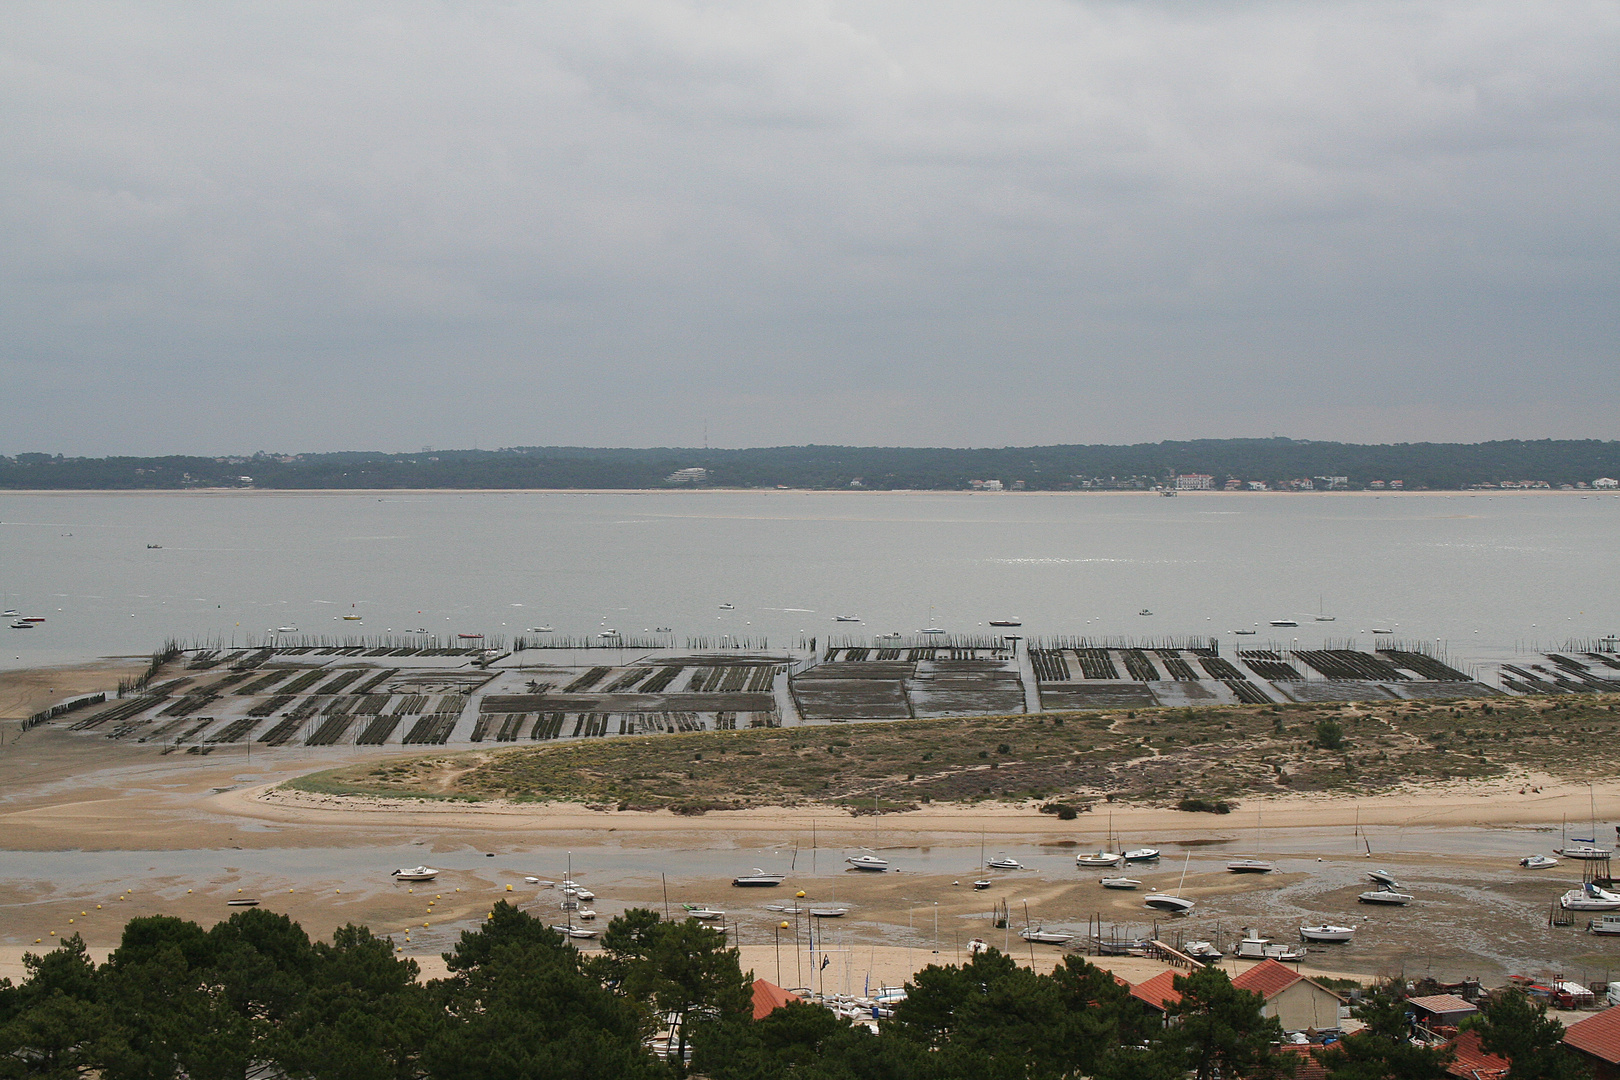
(1228, 805), (1276, 873)
(1077, 813), (1124, 867)
(1558, 794), (1612, 860)
(1144, 852), (1195, 913)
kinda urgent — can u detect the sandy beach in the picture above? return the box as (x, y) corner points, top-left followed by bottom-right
(4, 714), (1620, 991)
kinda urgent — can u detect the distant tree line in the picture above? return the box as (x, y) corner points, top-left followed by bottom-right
(2, 438), (1618, 492)
(0, 902), (1586, 1079)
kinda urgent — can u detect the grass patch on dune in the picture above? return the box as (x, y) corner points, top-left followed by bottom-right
(281, 695), (1620, 811)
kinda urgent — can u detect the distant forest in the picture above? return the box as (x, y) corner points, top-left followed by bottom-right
(2, 439), (1618, 492)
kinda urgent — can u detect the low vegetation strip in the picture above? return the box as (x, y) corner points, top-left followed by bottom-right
(286, 695), (1620, 809)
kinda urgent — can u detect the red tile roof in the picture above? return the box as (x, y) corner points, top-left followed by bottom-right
(751, 978), (801, 1021)
(1279, 1044), (1331, 1080)
(1446, 1029), (1509, 1078)
(1565, 1004), (1620, 1065)
(1129, 970), (1184, 1012)
(1232, 959), (1304, 1000)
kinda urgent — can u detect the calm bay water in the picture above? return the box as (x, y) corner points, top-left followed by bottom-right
(2, 489), (1617, 673)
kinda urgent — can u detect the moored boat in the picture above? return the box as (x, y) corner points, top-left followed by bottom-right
(846, 854), (888, 872)
(809, 907), (849, 918)
(1077, 850), (1124, 867)
(1270, 619), (1298, 627)
(682, 906), (726, 921)
(1226, 858), (1276, 874)
(1299, 924), (1355, 943)
(988, 619), (1022, 627)
(1184, 940), (1222, 960)
(986, 856), (1023, 871)
(1358, 885), (1413, 905)
(1234, 931), (1305, 960)
(391, 866), (440, 881)
(1143, 892), (1194, 913)
(1368, 869), (1401, 888)
(1020, 926), (1074, 945)
(732, 869), (786, 887)
(1520, 855), (1559, 869)
(550, 924), (599, 939)
(1100, 877), (1141, 890)
(1589, 913), (1620, 936)
(1561, 884), (1620, 912)
(1122, 847), (1160, 862)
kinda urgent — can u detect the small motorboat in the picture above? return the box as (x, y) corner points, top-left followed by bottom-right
(1270, 619), (1298, 627)
(920, 627), (946, 635)
(809, 907), (849, 918)
(457, 632), (484, 640)
(275, 626), (299, 633)
(577, 908), (597, 921)
(10, 621), (34, 629)
(834, 615), (861, 622)
(1299, 924), (1355, 943)
(988, 619), (1022, 627)
(343, 614), (362, 621)
(1185, 940), (1222, 960)
(683, 906), (726, 921)
(1020, 926), (1074, 945)
(654, 626), (672, 633)
(18, 616), (45, 623)
(598, 629), (620, 638)
(391, 866), (440, 882)
(1143, 892), (1195, 914)
(1234, 932), (1305, 961)
(1359, 885), (1413, 905)
(1100, 877), (1142, 890)
(1521, 855), (1560, 869)
(1123, 848), (1161, 862)
(764, 903), (803, 914)
(1138, 609), (1153, 616)
(972, 879), (992, 890)
(526, 626), (553, 633)
(1371, 628), (1394, 635)
(1367, 869), (1401, 888)
(0, 610), (18, 617)
(847, 854), (889, 872)
(1562, 884), (1620, 912)
(226, 898), (261, 907)
(732, 869), (786, 887)
(560, 880), (595, 901)
(1233, 628), (1257, 635)
(718, 603), (734, 610)
(986, 856), (1023, 871)
(1226, 858), (1276, 874)
(550, 925), (599, 939)
(1077, 850), (1124, 868)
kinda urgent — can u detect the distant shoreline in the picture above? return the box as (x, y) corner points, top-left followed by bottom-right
(1, 487), (1605, 497)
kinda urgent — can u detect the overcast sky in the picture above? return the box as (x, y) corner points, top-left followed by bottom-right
(2, 1), (1616, 455)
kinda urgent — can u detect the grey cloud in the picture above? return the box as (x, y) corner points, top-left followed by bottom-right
(1, 0), (1615, 453)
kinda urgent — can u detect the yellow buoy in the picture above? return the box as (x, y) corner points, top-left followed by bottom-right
(506, 884), (512, 891)
(49, 930), (55, 936)
(81, 911), (86, 916)
(96, 905), (102, 910)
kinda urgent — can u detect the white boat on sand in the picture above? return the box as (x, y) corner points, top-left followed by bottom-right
(1234, 930), (1306, 960)
(1020, 926), (1074, 945)
(1520, 855), (1559, 869)
(391, 866), (440, 881)
(1562, 884), (1620, 912)
(1100, 877), (1142, 890)
(1077, 850), (1124, 867)
(1359, 885), (1413, 905)
(986, 856), (1023, 871)
(1299, 924), (1355, 943)
(847, 854), (889, 872)
(1226, 858), (1276, 874)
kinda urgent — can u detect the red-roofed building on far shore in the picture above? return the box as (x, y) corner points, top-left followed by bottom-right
(1564, 1004), (1620, 1079)
(751, 979), (801, 1021)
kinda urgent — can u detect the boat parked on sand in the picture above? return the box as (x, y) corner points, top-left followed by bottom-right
(988, 619), (1022, 627)
(1234, 930), (1306, 960)
(1299, 925), (1355, 943)
(732, 869), (786, 887)
(1185, 941), (1222, 960)
(551, 924), (599, 939)
(1078, 850), (1124, 867)
(1226, 858), (1276, 874)
(847, 854), (889, 872)
(683, 906), (726, 921)
(1562, 884), (1620, 912)
(1020, 926), (1074, 945)
(1100, 877), (1142, 890)
(809, 907), (849, 918)
(391, 866), (440, 881)
(1368, 869), (1401, 888)
(986, 856), (1023, 871)
(1359, 884), (1413, 905)
(1123, 847), (1160, 862)
(1589, 913), (1620, 936)
(1520, 855), (1559, 869)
